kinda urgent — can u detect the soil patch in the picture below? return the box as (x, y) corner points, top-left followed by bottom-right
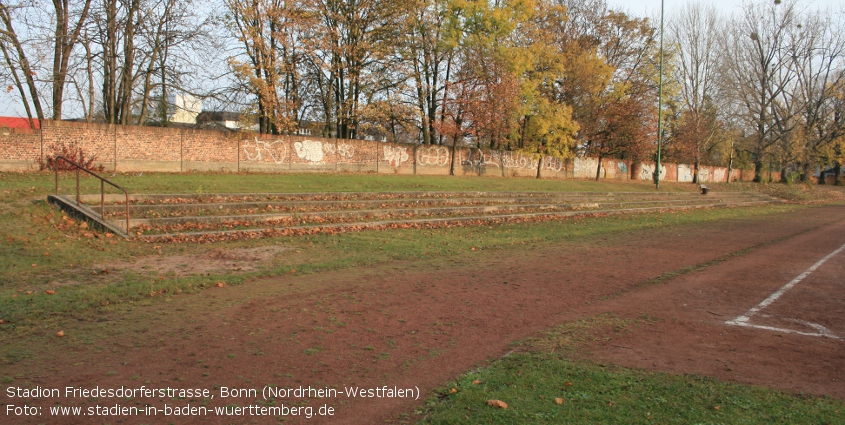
(2, 206), (843, 424)
(102, 245), (292, 276)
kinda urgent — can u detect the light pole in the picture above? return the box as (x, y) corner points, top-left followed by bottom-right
(655, 0), (665, 189)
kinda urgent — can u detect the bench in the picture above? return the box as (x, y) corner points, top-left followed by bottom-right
(700, 184), (709, 195)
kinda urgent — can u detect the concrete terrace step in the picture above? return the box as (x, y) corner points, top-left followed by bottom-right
(97, 191), (769, 213)
(52, 190), (782, 241)
(102, 193), (767, 219)
(87, 190), (729, 205)
(118, 197), (765, 230)
(139, 199), (779, 243)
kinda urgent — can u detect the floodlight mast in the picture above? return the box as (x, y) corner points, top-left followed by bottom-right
(655, 0), (665, 189)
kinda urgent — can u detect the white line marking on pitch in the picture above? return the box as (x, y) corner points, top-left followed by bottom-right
(725, 241), (845, 340)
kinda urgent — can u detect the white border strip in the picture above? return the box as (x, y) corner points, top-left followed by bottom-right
(728, 321), (840, 340)
(725, 241), (845, 338)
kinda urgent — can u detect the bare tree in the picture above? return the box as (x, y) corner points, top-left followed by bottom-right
(50, 0), (92, 120)
(399, 0), (454, 145)
(668, 0), (722, 183)
(0, 1), (45, 125)
(788, 10), (845, 182)
(719, 0), (799, 182)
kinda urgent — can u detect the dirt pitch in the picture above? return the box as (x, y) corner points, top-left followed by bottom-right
(2, 205), (844, 424)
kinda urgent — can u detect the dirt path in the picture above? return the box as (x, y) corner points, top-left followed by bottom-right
(2, 206), (844, 424)
(579, 205), (845, 399)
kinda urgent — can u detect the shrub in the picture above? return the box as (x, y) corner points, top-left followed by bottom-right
(40, 141), (105, 172)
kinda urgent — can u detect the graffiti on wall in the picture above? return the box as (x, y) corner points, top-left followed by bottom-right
(544, 156), (564, 172)
(323, 142), (356, 162)
(604, 161), (618, 178)
(574, 157), (602, 179)
(640, 163), (667, 181)
(294, 140), (324, 163)
(461, 148), (498, 168)
(698, 167), (711, 182)
(383, 145), (410, 167)
(712, 168), (726, 182)
(417, 146), (450, 166)
(243, 138), (288, 164)
(500, 151), (538, 170)
(457, 150), (563, 172)
(617, 162), (629, 176)
(678, 164), (693, 182)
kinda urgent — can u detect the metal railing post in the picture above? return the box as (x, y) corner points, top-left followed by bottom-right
(53, 155), (132, 236)
(125, 192), (130, 233)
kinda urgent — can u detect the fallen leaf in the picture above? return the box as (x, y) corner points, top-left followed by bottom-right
(79, 222), (88, 229)
(565, 381), (572, 387)
(487, 400), (507, 409)
(25, 291), (33, 295)
(56, 330), (64, 337)
(609, 401), (614, 407)
(45, 290), (55, 295)
(472, 380), (482, 385)
(555, 398), (565, 405)
(714, 406), (721, 410)
(216, 282), (225, 288)
(449, 388), (457, 394)
(31, 264), (37, 267)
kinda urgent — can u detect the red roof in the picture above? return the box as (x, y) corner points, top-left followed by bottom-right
(0, 116), (40, 129)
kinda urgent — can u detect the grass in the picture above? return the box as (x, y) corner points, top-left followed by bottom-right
(418, 353), (845, 424)
(418, 315), (845, 424)
(0, 171), (822, 335)
(1, 171), (843, 423)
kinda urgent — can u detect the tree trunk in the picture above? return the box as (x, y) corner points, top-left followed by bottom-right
(834, 162), (841, 186)
(753, 160), (764, 183)
(0, 43), (36, 127)
(0, 6), (44, 121)
(438, 56), (452, 146)
(693, 155), (699, 184)
(51, 0), (92, 120)
(799, 162), (810, 183)
(536, 155), (543, 179)
(726, 142), (734, 183)
(594, 156), (603, 181)
(449, 138), (457, 176)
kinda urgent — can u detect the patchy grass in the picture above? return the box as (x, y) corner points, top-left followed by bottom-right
(710, 181), (845, 203)
(2, 170), (701, 202)
(418, 316), (845, 424)
(0, 171), (814, 337)
(2, 172), (842, 423)
(0, 173), (816, 341)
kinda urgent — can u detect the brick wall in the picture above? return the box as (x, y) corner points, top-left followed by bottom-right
(0, 126), (40, 170)
(0, 120), (760, 184)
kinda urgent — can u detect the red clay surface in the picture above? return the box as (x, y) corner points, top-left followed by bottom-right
(2, 205), (844, 424)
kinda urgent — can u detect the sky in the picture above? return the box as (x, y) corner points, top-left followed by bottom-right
(2, 0), (844, 119)
(607, 0), (844, 19)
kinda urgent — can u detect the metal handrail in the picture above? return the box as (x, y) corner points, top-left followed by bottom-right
(54, 156), (130, 234)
